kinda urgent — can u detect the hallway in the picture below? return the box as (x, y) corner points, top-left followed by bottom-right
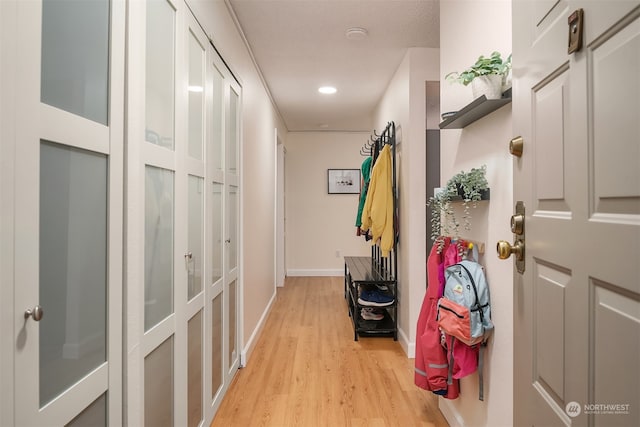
(211, 277), (448, 427)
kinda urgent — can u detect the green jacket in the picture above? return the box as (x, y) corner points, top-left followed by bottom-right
(355, 156), (372, 227)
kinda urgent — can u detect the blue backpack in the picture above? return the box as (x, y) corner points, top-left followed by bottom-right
(437, 259), (493, 400)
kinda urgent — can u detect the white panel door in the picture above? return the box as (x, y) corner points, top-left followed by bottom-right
(224, 82), (241, 383)
(8, 0), (125, 425)
(204, 48), (242, 421)
(512, 1), (640, 425)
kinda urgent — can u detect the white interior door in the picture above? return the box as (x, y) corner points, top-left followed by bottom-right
(204, 47), (242, 420)
(512, 1), (640, 425)
(10, 0), (124, 425)
(224, 79), (241, 384)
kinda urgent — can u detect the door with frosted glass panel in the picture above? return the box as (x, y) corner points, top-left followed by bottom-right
(11, 0), (124, 425)
(206, 52), (241, 417)
(225, 83), (241, 381)
(185, 13), (207, 427)
(138, 0), (178, 425)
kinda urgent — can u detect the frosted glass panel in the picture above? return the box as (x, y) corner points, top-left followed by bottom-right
(211, 67), (223, 171)
(144, 336), (174, 427)
(188, 176), (204, 300)
(65, 393), (106, 427)
(188, 311), (203, 427)
(211, 183), (223, 284)
(226, 88), (239, 173)
(145, 0), (175, 149)
(145, 166), (174, 331)
(39, 142), (107, 406)
(228, 185), (238, 271)
(41, 0), (109, 124)
(228, 280), (237, 369)
(211, 294), (222, 398)
(188, 31), (204, 160)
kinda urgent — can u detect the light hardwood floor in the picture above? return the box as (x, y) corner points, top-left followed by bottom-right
(211, 276), (449, 427)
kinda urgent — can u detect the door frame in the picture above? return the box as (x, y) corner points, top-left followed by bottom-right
(275, 130), (286, 288)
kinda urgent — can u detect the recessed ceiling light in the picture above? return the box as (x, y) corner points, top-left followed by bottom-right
(318, 86), (337, 95)
(188, 85), (204, 92)
(345, 27), (368, 40)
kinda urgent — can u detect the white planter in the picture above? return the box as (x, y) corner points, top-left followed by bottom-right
(471, 74), (503, 100)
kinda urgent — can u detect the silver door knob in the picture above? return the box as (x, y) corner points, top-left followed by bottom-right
(24, 305), (44, 321)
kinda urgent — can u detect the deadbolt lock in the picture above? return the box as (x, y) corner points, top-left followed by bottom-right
(511, 214), (524, 235)
(497, 201), (526, 274)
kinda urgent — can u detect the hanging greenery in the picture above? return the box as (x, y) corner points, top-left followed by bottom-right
(428, 165), (489, 248)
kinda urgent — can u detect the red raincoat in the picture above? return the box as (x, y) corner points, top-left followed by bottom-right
(414, 238), (460, 399)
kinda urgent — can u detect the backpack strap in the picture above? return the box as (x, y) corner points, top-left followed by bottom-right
(447, 335), (455, 385)
(459, 262), (489, 401)
(478, 341), (487, 401)
(458, 263), (484, 323)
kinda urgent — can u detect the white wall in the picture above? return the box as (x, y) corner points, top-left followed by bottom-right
(373, 47), (440, 356)
(186, 0), (287, 361)
(439, 1), (513, 426)
(285, 132), (371, 275)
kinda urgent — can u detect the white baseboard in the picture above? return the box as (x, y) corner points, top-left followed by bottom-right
(397, 327), (415, 358)
(439, 399), (464, 427)
(287, 269), (342, 277)
(240, 290), (277, 367)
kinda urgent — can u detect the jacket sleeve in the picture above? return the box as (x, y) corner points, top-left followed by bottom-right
(380, 151), (394, 256)
(360, 161), (377, 232)
(415, 242), (460, 399)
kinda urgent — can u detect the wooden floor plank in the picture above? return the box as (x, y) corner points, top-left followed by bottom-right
(211, 276), (449, 427)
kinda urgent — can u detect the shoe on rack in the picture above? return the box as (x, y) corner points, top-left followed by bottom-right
(358, 289), (394, 307)
(360, 307), (384, 321)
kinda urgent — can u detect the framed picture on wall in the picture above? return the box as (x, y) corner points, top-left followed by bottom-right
(327, 169), (361, 194)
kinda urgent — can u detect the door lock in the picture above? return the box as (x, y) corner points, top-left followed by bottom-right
(497, 201), (526, 273)
(511, 214), (524, 235)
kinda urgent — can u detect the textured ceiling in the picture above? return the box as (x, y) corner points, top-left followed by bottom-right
(228, 0), (440, 132)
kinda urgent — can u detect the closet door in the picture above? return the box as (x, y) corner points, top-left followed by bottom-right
(126, 0), (182, 425)
(224, 82), (241, 383)
(185, 13), (207, 427)
(205, 45), (242, 420)
(126, 2), (241, 425)
(9, 0), (125, 425)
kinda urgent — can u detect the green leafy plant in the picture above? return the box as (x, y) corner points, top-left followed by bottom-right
(428, 165), (489, 247)
(445, 52), (512, 86)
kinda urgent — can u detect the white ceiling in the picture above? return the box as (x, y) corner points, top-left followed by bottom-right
(228, 0), (440, 132)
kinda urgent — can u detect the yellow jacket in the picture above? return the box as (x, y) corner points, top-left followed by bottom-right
(360, 144), (394, 256)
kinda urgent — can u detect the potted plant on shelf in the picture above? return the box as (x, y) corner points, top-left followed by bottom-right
(445, 52), (512, 100)
(428, 165), (489, 247)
